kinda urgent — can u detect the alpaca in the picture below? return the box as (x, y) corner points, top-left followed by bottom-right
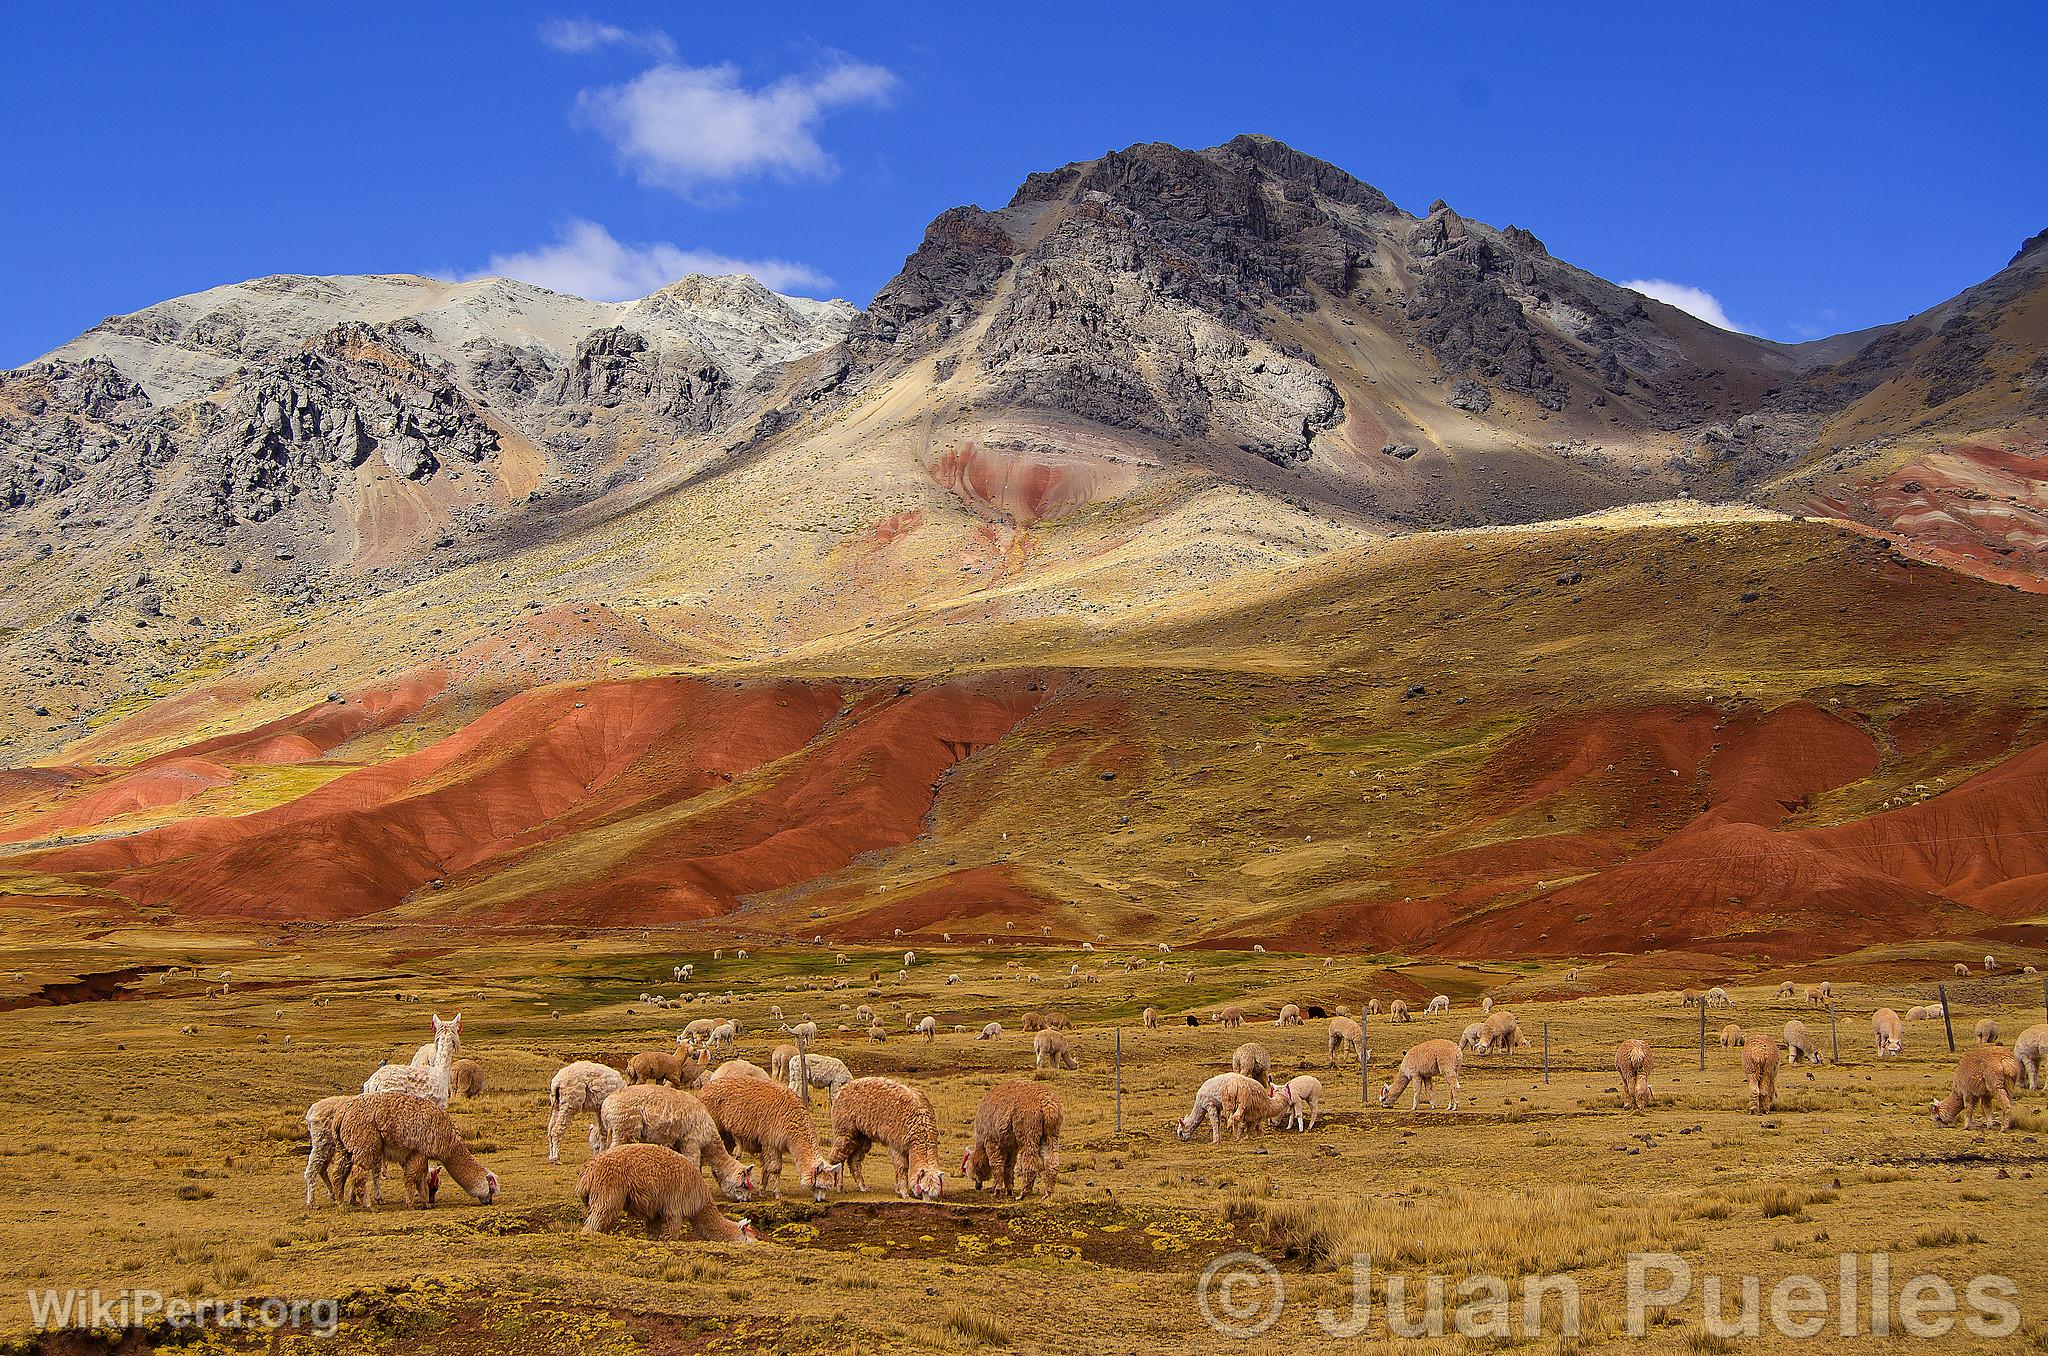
(1021, 1012), (1046, 1032)
(1931, 1047), (2023, 1131)
(822, 1077), (945, 1200)
(1032, 1029), (1078, 1071)
(1480, 996), (1494, 1016)
(332, 1093), (497, 1209)
(707, 1020), (738, 1055)
(1680, 989), (1702, 1007)
(1804, 986), (1824, 1007)
(1615, 1039), (1653, 1111)
(1143, 1006), (1161, 1031)
(578, 1145), (756, 1241)
(682, 1018), (718, 1043)
(1459, 1021), (1488, 1052)
(1954, 962), (1970, 978)
(787, 1051), (853, 1106)
(548, 1060), (626, 1163)
(707, 1058), (773, 1084)
(964, 1081), (1063, 1197)
(977, 1022), (1001, 1040)
(408, 1018), (462, 1067)
(364, 1013), (461, 1105)
(1776, 982), (1795, 999)
(1719, 1023), (1744, 1049)
(304, 1094), (357, 1206)
(628, 1041), (708, 1088)
(769, 1043), (800, 1082)
(1706, 987), (1732, 1009)
(698, 1072), (841, 1201)
(449, 1059), (485, 1099)
(2013, 1024), (2048, 1091)
(1367, 998), (1383, 1016)
(1231, 1042), (1272, 1084)
(1782, 1019), (1824, 1065)
(1743, 1034), (1781, 1113)
(1475, 1010), (1525, 1055)
(1045, 1012), (1073, 1030)
(1326, 1016), (1362, 1064)
(1379, 1039), (1461, 1111)
(1976, 1018), (2000, 1045)
(1276, 1075), (1324, 1131)
(914, 1015), (937, 1042)
(594, 1085), (754, 1200)
(1275, 1003), (1303, 1027)
(1984, 954), (1998, 973)
(1215, 1006), (1245, 1028)
(1218, 1075), (1294, 1138)
(1424, 995), (1450, 1016)
(1175, 1073), (1253, 1143)
(1871, 1008), (1904, 1057)
(1388, 999), (1411, 1023)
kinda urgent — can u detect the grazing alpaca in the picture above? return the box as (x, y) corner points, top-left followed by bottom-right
(1459, 1021), (1487, 1052)
(786, 1051), (853, 1106)
(304, 1094), (357, 1206)
(1219, 1075), (1294, 1138)
(1215, 1006), (1244, 1028)
(1975, 1018), (2000, 1045)
(1955, 962), (1970, 978)
(1275, 1003), (1303, 1027)
(1615, 1040), (1653, 1111)
(628, 1041), (708, 1088)
(577, 1144), (756, 1241)
(1720, 1023), (1744, 1049)
(698, 1072), (841, 1201)
(1379, 1039), (1462, 1111)
(1231, 1042), (1272, 1084)
(594, 1085), (754, 1200)
(1776, 982), (1795, 999)
(449, 1058), (485, 1099)
(1326, 1016), (1362, 1064)
(769, 1043), (799, 1082)
(1871, 1008), (1904, 1057)
(364, 1013), (461, 1105)
(2012, 1024), (2048, 1091)
(1743, 1035), (1781, 1113)
(1782, 1019), (1824, 1065)
(1366, 998), (1383, 1016)
(1274, 1075), (1323, 1131)
(1175, 1073), (1257, 1143)
(1931, 1047), (2023, 1131)
(1143, 1006), (1161, 1030)
(1388, 999), (1411, 1023)
(1804, 986), (1824, 1007)
(914, 1015), (937, 1042)
(964, 1081), (1063, 1197)
(823, 1077), (945, 1200)
(1032, 1029), (1078, 1071)
(1680, 989), (1702, 1008)
(1480, 996), (1494, 1015)
(1475, 1010), (1525, 1055)
(1706, 987), (1731, 1009)
(332, 1093), (497, 1209)
(977, 1022), (1001, 1040)
(547, 1060), (626, 1163)
(1424, 994), (1450, 1016)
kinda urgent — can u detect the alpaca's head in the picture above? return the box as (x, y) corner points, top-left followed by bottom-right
(804, 1160), (842, 1202)
(908, 1166), (944, 1201)
(735, 1217), (758, 1243)
(471, 1169), (499, 1204)
(1377, 1081), (1397, 1108)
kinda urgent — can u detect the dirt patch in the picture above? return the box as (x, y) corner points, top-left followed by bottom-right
(0, 965), (172, 1011)
(749, 1197), (1262, 1270)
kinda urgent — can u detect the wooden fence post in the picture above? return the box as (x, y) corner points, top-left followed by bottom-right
(1360, 1007), (1370, 1106)
(1939, 984), (1956, 1053)
(1114, 1027), (1123, 1134)
(1829, 1005), (1839, 1064)
(1697, 999), (1707, 1070)
(1542, 1022), (1550, 1085)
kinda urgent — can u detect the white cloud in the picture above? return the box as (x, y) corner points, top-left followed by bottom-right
(538, 17), (675, 59)
(573, 56), (896, 193)
(1620, 278), (1748, 335)
(471, 219), (834, 300)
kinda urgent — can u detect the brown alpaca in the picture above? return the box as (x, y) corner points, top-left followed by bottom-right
(628, 1043), (708, 1088)
(1218, 1076), (1294, 1138)
(333, 1093), (498, 1209)
(824, 1077), (945, 1200)
(1142, 1006), (1161, 1030)
(1231, 1042), (1272, 1083)
(1033, 1029), (1078, 1071)
(769, 1043), (800, 1082)
(1743, 1034), (1780, 1113)
(1974, 1018), (2000, 1045)
(1719, 1023), (1744, 1049)
(577, 1144), (756, 1241)
(1388, 999), (1411, 1023)
(1379, 1039), (1462, 1111)
(698, 1072), (841, 1200)
(1931, 1047), (2023, 1131)
(1215, 1006), (1244, 1028)
(1021, 1011), (1047, 1032)
(595, 1085), (753, 1199)
(1615, 1039), (1653, 1111)
(1326, 1016), (1363, 1064)
(1476, 1010), (1525, 1055)
(304, 1094), (356, 1206)
(964, 1081), (1063, 1197)
(1871, 1008), (1903, 1057)
(1045, 1012), (1073, 1030)
(449, 1059), (485, 1099)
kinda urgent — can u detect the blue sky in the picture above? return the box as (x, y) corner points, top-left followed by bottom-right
(3, 2), (2043, 364)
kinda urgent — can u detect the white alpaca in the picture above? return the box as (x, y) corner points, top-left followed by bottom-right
(365, 1013), (460, 1105)
(1277, 1075), (1323, 1131)
(548, 1059), (626, 1163)
(1424, 995), (1450, 1016)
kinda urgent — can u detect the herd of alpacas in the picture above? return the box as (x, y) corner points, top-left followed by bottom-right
(299, 961), (2048, 1245)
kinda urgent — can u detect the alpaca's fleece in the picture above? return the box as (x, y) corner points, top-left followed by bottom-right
(1681, 989), (1702, 1007)
(1218, 1075), (1293, 1138)
(707, 1058), (773, 1084)
(1706, 987), (1731, 1008)
(977, 1022), (1002, 1040)
(1215, 1006), (1244, 1028)
(1871, 1009), (1904, 1057)
(577, 1144), (756, 1242)
(1975, 1018), (2000, 1045)
(627, 1044), (708, 1088)
(1325, 1016), (1362, 1063)
(786, 1051), (853, 1105)
(1275, 1003), (1303, 1027)
(2013, 1024), (2048, 1091)
(1231, 1042), (1272, 1084)
(1032, 1029), (1078, 1071)
(596, 1085), (754, 1200)
(1045, 1012), (1073, 1030)
(1380, 1039), (1462, 1111)
(1459, 1021), (1488, 1051)
(448, 1059), (485, 1099)
(1782, 1020), (1823, 1065)
(1743, 1035), (1781, 1113)
(1615, 1039), (1653, 1111)
(365, 1013), (462, 1105)
(1176, 1072), (1253, 1142)
(304, 1094), (357, 1206)
(1776, 982), (1795, 998)
(1423, 995), (1449, 1016)
(547, 1060), (625, 1163)
(1932, 1047), (2024, 1130)
(1021, 1012), (1046, 1032)
(965, 1081), (1063, 1197)
(1275, 1075), (1323, 1131)
(769, 1043), (800, 1082)
(1388, 999), (1411, 1023)
(825, 1077), (944, 1200)
(914, 1015), (937, 1042)
(1719, 1023), (1744, 1049)
(334, 1092), (497, 1209)
(1142, 1007), (1161, 1030)
(699, 1071), (840, 1201)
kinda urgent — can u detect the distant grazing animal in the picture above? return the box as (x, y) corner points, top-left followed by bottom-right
(1984, 955), (1998, 973)
(786, 1052), (853, 1106)
(977, 1022), (1001, 1041)
(1021, 1012), (1047, 1032)
(1776, 982), (1795, 999)
(1975, 1018), (2000, 1045)
(1955, 963), (1970, 978)
(1388, 999), (1411, 1023)
(1475, 1010), (1525, 1056)
(1719, 1023), (1744, 1049)
(1706, 987), (1731, 1009)
(577, 1144), (755, 1241)
(1215, 1006), (1244, 1028)
(1615, 1040), (1653, 1111)
(1143, 1007), (1160, 1030)
(1326, 1016), (1362, 1064)
(1931, 1047), (2023, 1131)
(1379, 1039), (1461, 1111)
(1680, 989), (1702, 1008)
(1804, 986), (1824, 1007)
(1275, 1003), (1302, 1027)
(1743, 1035), (1781, 1113)
(964, 1082), (1062, 1197)
(1032, 1030), (1078, 1071)
(1782, 1020), (1823, 1065)
(1480, 996), (1493, 1016)
(1424, 995), (1450, 1016)
(548, 1060), (625, 1163)
(1184, 1015), (1198, 1027)
(628, 1041), (708, 1089)
(914, 1015), (937, 1042)
(1231, 1042), (1272, 1084)
(449, 1059), (485, 1099)
(1872, 1008), (1904, 1057)
(1366, 998), (1383, 1016)
(1175, 1072), (1287, 1142)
